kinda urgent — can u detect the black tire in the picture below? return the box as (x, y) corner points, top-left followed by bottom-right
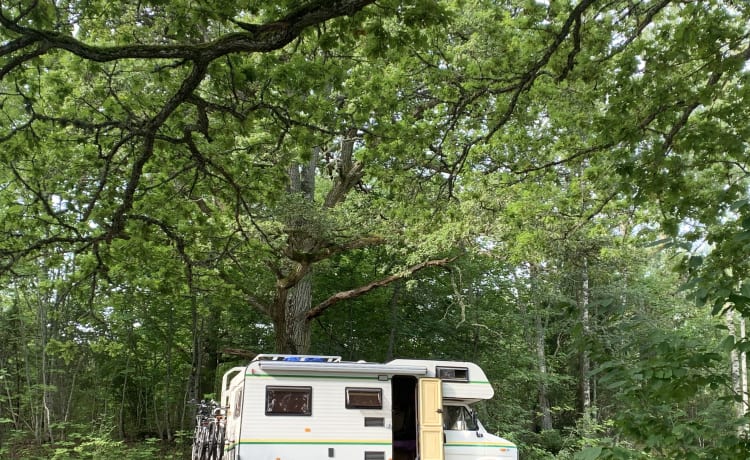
(205, 424), (214, 460)
(198, 426), (210, 460)
(215, 422), (225, 460)
(191, 427), (202, 460)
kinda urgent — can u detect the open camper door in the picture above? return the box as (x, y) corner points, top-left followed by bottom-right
(418, 378), (445, 460)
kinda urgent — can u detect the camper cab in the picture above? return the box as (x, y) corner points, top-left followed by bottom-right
(221, 355), (518, 460)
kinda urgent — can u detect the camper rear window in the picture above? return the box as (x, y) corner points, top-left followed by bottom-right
(265, 386), (312, 416)
(345, 388), (382, 409)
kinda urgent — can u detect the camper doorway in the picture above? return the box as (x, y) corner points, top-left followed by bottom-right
(392, 376), (417, 460)
(392, 375), (446, 460)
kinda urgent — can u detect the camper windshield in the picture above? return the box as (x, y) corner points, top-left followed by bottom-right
(443, 405), (478, 431)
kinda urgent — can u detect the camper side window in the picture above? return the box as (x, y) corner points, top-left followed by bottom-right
(233, 389), (243, 419)
(443, 405), (478, 431)
(265, 386), (312, 416)
(345, 388), (382, 409)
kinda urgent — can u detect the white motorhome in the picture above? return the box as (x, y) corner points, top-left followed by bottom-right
(220, 354), (518, 460)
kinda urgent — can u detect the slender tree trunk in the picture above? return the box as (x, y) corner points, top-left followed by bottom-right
(119, 354), (131, 439)
(8, 296), (22, 431)
(386, 283), (402, 361)
(727, 308), (745, 431)
(36, 293), (54, 444)
(188, 274), (201, 404)
(471, 284), (480, 362)
(21, 296), (41, 443)
(536, 312), (553, 431)
(202, 300), (222, 406)
(580, 256), (592, 422)
(164, 305), (174, 441)
(152, 394), (163, 441)
(742, 316), (748, 430)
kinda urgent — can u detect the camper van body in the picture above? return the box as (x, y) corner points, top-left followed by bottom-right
(220, 355), (518, 460)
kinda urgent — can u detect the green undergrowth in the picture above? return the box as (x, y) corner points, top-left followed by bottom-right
(0, 430), (188, 460)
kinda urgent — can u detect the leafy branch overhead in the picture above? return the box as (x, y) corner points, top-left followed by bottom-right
(1, 1), (750, 456)
(2, 0), (750, 353)
(0, 0), (375, 264)
(1, 0), (465, 354)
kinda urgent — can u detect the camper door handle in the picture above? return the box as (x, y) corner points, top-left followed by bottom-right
(436, 409), (443, 413)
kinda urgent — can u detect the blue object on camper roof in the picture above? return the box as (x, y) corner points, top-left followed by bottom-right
(282, 356), (328, 362)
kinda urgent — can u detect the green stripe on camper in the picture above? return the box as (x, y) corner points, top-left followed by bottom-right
(238, 438), (392, 446)
(225, 440), (516, 451)
(446, 442), (517, 449)
(245, 372), (384, 380)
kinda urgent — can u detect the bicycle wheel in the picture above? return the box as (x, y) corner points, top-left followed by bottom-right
(191, 427), (202, 460)
(215, 421), (225, 460)
(192, 425), (205, 460)
(205, 422), (216, 460)
(200, 425), (211, 460)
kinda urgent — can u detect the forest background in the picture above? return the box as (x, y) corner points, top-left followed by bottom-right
(1, 0), (750, 458)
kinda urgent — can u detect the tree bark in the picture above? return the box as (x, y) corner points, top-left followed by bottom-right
(580, 256), (592, 421)
(727, 308), (744, 430)
(188, 273), (201, 404)
(279, 272), (314, 354)
(742, 316), (748, 430)
(386, 282), (402, 361)
(528, 264), (553, 432)
(118, 354), (131, 439)
(37, 293), (54, 443)
(272, 144), (319, 354)
(536, 312), (553, 431)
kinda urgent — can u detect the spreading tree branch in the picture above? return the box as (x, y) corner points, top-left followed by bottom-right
(0, 0), (376, 63)
(0, 0), (378, 275)
(306, 257), (457, 320)
(221, 348), (259, 360)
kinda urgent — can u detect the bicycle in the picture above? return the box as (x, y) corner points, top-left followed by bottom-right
(191, 400), (226, 460)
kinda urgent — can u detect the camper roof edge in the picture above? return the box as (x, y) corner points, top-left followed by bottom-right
(244, 356), (495, 401)
(257, 360), (428, 375)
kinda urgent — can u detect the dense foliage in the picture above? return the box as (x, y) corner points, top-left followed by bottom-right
(1, 0), (749, 458)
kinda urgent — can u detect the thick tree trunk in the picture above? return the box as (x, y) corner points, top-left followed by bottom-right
(273, 146), (319, 354)
(263, 136), (450, 354)
(279, 273), (314, 354)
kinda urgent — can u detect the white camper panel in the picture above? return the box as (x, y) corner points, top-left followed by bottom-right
(218, 355), (518, 460)
(222, 369), (246, 457)
(236, 365), (394, 460)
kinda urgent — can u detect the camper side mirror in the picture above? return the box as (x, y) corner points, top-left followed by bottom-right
(470, 410), (483, 438)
